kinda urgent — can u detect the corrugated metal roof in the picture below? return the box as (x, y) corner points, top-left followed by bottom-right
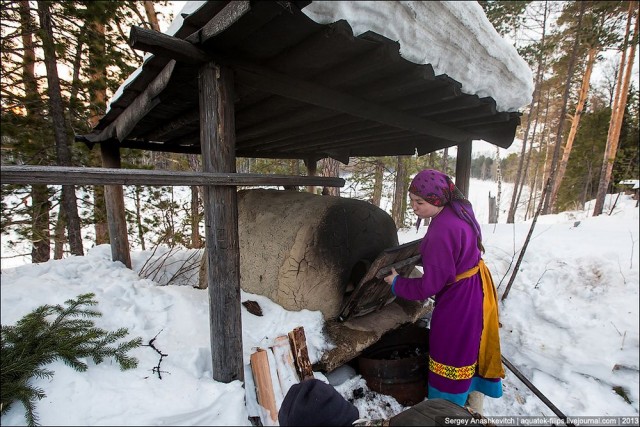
(82, 1), (522, 164)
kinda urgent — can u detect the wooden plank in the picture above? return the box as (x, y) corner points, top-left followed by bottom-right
(231, 60), (472, 144)
(200, 61), (243, 384)
(250, 349), (279, 423)
(339, 239), (422, 321)
(375, 254), (422, 279)
(0, 165), (345, 188)
(288, 327), (314, 381)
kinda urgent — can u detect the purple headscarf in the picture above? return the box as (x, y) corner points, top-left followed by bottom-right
(409, 170), (483, 247)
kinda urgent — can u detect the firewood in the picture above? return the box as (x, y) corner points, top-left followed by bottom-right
(250, 349), (279, 422)
(272, 335), (300, 397)
(288, 327), (314, 381)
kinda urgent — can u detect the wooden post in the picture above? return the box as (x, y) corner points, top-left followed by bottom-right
(199, 61), (244, 383)
(455, 140), (472, 197)
(100, 144), (131, 268)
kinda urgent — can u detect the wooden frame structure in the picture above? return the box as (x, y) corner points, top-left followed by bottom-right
(2, 1), (526, 386)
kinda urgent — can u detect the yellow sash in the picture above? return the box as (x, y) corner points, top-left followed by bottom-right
(454, 259), (505, 379)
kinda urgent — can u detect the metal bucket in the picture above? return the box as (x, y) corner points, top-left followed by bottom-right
(357, 323), (429, 406)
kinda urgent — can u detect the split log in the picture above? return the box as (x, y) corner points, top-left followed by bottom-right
(272, 336), (300, 396)
(250, 349), (279, 423)
(288, 327), (314, 381)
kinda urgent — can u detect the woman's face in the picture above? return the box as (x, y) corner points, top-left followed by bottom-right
(409, 193), (444, 219)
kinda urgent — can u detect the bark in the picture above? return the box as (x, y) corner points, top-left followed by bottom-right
(37, 1), (84, 256)
(322, 158), (341, 197)
(392, 156), (408, 228)
(593, 4), (638, 216)
(143, 1), (161, 31)
(31, 184), (51, 263)
(134, 186), (146, 251)
(550, 47), (597, 210)
(19, 0), (50, 262)
(441, 147), (449, 173)
(372, 160), (384, 206)
(87, 15), (109, 243)
(542, 2), (586, 215)
(495, 147), (502, 223)
(53, 205), (66, 259)
(304, 158), (317, 194)
(94, 185), (109, 244)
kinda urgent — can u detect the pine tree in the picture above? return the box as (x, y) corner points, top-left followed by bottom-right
(0, 293), (142, 427)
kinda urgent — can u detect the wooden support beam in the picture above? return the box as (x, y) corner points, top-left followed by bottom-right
(200, 62), (244, 384)
(455, 141), (472, 197)
(100, 144), (131, 269)
(88, 59), (176, 143)
(0, 165), (345, 188)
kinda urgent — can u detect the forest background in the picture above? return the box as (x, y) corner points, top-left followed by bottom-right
(0, 0), (638, 266)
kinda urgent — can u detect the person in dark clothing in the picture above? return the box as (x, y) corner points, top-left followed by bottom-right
(278, 379), (359, 426)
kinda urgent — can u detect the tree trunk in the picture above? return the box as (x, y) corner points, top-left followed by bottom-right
(542, 1), (586, 215)
(134, 186), (146, 251)
(507, 1), (548, 223)
(31, 184), (51, 263)
(550, 46), (597, 210)
(593, 4), (638, 216)
(441, 147), (449, 173)
(322, 158), (341, 197)
(495, 147), (502, 223)
(392, 156), (408, 228)
(94, 185), (109, 244)
(37, 1), (84, 256)
(304, 158), (318, 194)
(19, 0), (50, 263)
(372, 160), (384, 206)
(143, 1), (161, 31)
(53, 205), (66, 259)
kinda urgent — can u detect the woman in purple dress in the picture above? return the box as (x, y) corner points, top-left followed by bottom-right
(383, 169), (504, 414)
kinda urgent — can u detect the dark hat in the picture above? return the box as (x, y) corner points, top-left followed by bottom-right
(278, 379), (359, 426)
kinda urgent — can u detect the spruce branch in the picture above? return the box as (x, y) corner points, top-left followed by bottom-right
(0, 293), (142, 426)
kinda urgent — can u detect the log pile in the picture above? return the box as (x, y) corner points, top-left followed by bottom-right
(249, 326), (315, 424)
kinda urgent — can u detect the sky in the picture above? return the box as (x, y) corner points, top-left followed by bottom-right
(1, 178), (638, 426)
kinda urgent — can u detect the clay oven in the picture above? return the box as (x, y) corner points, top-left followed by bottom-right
(199, 188), (431, 371)
(200, 188), (398, 319)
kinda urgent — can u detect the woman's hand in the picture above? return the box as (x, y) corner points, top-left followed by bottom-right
(384, 268), (399, 285)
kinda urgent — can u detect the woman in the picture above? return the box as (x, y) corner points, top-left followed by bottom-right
(383, 169), (504, 414)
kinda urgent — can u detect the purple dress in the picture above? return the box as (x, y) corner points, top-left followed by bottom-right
(392, 205), (502, 405)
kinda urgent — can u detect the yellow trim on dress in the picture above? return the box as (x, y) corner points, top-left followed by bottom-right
(429, 356), (477, 380)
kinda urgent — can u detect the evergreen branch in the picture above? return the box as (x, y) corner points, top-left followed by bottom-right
(0, 293), (142, 426)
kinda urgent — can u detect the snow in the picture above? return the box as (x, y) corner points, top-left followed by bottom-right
(109, 1), (533, 113)
(2, 179), (638, 426)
